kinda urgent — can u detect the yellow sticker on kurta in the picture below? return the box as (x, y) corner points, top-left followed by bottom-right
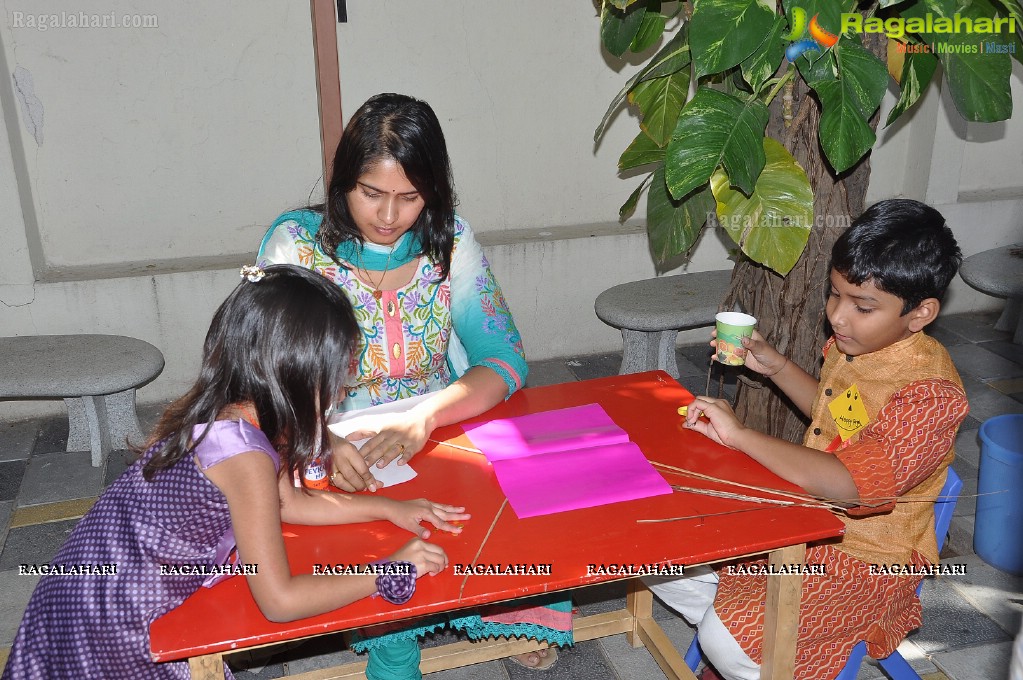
(828, 383), (869, 441)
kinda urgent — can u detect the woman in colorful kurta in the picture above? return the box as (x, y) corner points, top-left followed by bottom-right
(258, 93), (570, 678)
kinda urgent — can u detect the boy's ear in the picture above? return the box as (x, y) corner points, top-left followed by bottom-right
(907, 298), (941, 332)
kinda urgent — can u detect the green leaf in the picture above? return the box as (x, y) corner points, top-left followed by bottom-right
(594, 28), (691, 142)
(741, 16), (788, 91)
(608, 0), (647, 9)
(632, 11), (668, 52)
(636, 25), (692, 81)
(812, 80), (876, 173)
(941, 45), (1014, 122)
(992, 0), (1023, 61)
(628, 70), (691, 145)
(665, 87), (770, 199)
(834, 38), (888, 117)
(900, 0), (1013, 121)
(620, 174), (654, 220)
(620, 131), (668, 170)
(805, 37), (886, 173)
(993, 0), (1023, 32)
(690, 0), (778, 78)
(602, 2), (648, 57)
(885, 51), (938, 126)
(710, 137), (814, 275)
(647, 166), (714, 265)
(795, 46), (836, 87)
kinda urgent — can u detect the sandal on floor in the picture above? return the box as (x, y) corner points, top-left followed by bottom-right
(508, 647), (559, 671)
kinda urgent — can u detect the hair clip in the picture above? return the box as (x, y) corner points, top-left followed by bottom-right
(240, 265), (266, 283)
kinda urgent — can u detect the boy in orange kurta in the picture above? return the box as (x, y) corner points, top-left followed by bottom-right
(646, 199), (969, 680)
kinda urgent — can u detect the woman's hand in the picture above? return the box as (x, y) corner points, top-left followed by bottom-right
(684, 396), (747, 450)
(386, 498), (470, 539)
(327, 432), (380, 492)
(358, 412), (433, 469)
(389, 537), (449, 578)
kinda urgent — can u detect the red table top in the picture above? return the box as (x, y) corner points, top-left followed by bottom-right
(150, 371), (844, 662)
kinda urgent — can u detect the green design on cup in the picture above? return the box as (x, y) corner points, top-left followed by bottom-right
(715, 312), (757, 366)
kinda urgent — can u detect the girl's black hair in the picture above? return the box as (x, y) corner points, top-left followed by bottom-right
(831, 199), (962, 314)
(314, 93), (457, 280)
(140, 264), (358, 486)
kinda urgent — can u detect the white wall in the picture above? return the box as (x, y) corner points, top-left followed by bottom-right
(0, 2), (1020, 421)
(866, 59), (1023, 312)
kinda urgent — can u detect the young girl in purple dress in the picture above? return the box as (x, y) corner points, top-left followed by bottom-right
(2, 264), (469, 679)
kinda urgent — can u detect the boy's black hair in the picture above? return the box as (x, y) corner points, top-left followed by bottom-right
(831, 199), (962, 314)
(141, 264), (358, 487)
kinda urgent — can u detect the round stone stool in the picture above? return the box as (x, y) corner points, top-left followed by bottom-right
(959, 244), (1023, 344)
(595, 270), (732, 377)
(0, 334), (165, 466)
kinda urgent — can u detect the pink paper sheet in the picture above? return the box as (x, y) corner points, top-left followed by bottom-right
(463, 404), (672, 518)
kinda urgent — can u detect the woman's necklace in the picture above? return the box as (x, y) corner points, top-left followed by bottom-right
(359, 245), (394, 300)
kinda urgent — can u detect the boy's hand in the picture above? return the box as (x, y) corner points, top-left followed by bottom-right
(684, 396), (746, 450)
(739, 331), (788, 378)
(328, 432), (380, 492)
(709, 330), (786, 377)
(389, 537), (449, 577)
(386, 498), (470, 538)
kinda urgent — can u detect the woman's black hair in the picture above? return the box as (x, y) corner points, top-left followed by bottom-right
(140, 264), (358, 487)
(314, 93), (457, 280)
(831, 199), (962, 314)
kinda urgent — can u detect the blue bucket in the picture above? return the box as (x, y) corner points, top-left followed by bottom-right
(976, 414), (1023, 575)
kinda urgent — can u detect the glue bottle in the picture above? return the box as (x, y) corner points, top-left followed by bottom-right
(301, 454), (330, 490)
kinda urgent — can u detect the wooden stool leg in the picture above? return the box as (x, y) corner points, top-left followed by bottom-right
(761, 543), (804, 680)
(188, 653), (227, 679)
(626, 579), (653, 647)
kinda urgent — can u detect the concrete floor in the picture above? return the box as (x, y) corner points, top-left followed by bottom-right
(1, 310), (1022, 679)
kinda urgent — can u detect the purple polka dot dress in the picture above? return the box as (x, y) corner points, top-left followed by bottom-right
(2, 420), (279, 679)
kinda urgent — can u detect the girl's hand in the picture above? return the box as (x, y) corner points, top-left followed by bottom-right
(684, 396), (746, 450)
(386, 498), (470, 538)
(390, 537), (449, 577)
(359, 413), (432, 469)
(328, 432), (380, 492)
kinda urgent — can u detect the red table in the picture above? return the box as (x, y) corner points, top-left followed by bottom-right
(150, 371), (844, 679)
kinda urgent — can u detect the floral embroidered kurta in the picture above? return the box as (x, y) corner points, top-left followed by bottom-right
(714, 332), (968, 679)
(257, 211), (572, 656)
(257, 210), (527, 410)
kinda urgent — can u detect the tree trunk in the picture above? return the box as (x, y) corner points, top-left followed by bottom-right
(725, 32), (888, 443)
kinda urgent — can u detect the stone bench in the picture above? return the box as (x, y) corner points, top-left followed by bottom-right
(595, 269), (732, 377)
(0, 335), (165, 466)
(959, 244), (1023, 344)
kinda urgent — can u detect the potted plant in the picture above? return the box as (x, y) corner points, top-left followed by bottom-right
(595, 0), (1020, 438)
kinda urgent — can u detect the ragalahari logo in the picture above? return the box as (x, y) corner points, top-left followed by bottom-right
(785, 7), (839, 61)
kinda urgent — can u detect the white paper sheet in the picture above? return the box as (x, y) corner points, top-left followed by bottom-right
(327, 393), (437, 488)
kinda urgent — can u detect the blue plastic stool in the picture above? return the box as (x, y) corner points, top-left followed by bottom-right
(683, 468), (963, 680)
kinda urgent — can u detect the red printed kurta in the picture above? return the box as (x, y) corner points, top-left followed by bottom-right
(715, 332), (968, 679)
